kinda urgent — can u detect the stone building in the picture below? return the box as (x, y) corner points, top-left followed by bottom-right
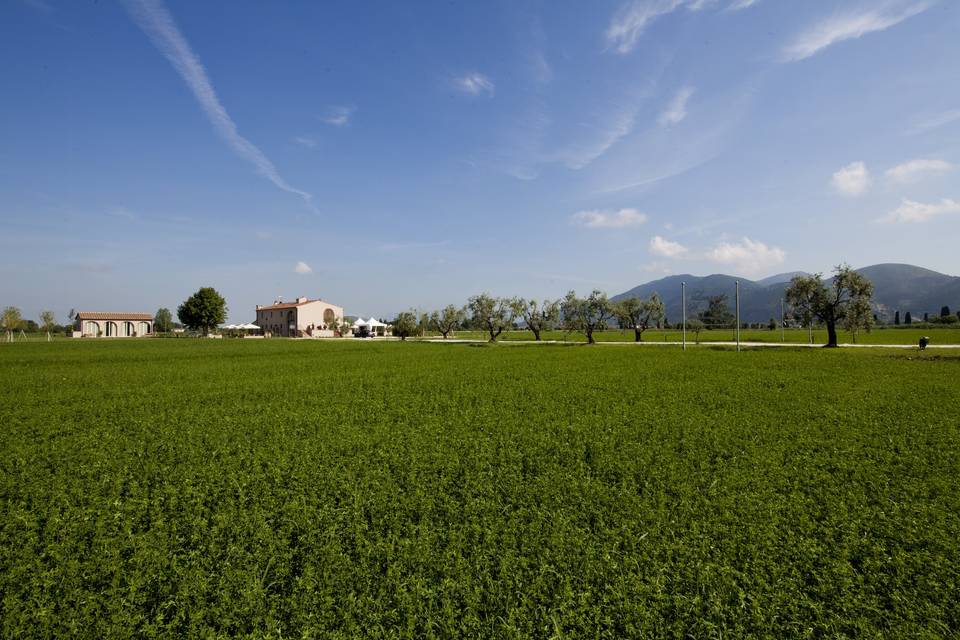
(255, 297), (344, 337)
(74, 312), (153, 337)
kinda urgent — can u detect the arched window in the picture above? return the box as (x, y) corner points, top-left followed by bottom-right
(125, 322), (135, 336)
(106, 322), (117, 337)
(323, 308), (335, 326)
(85, 321), (98, 336)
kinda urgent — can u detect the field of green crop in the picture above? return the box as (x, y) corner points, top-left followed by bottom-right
(2, 340), (958, 638)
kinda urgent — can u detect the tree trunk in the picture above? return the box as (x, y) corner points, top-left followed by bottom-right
(634, 327), (642, 342)
(586, 328), (595, 344)
(826, 321), (838, 347)
(532, 327), (541, 341)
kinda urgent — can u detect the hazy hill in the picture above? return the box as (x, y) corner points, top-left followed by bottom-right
(613, 263), (960, 323)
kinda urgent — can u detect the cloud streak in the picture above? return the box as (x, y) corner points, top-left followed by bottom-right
(879, 198), (960, 223)
(659, 86), (695, 126)
(885, 158), (953, 183)
(125, 0), (316, 210)
(782, 2), (931, 62)
(572, 208), (649, 229)
(454, 73), (495, 97)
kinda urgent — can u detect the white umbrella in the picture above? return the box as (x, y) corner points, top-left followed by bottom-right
(241, 323), (260, 330)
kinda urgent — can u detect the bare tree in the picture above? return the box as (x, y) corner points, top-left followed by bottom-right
(614, 293), (665, 342)
(785, 264), (874, 347)
(468, 294), (513, 342)
(510, 298), (560, 341)
(562, 290), (613, 344)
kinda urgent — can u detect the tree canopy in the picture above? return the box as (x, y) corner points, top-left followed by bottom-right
(614, 293), (664, 342)
(392, 311), (418, 341)
(785, 265), (874, 347)
(177, 288), (227, 335)
(562, 290), (613, 344)
(510, 298), (560, 341)
(468, 294), (513, 342)
(154, 308), (174, 333)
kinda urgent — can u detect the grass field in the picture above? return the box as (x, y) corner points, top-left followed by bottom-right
(2, 340), (958, 638)
(427, 327), (960, 345)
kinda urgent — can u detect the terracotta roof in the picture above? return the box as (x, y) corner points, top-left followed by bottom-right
(257, 299), (328, 311)
(76, 312), (153, 321)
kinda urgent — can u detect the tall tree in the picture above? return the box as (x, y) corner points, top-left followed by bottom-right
(614, 293), (664, 342)
(905, 311), (912, 325)
(392, 311), (417, 341)
(894, 310), (900, 325)
(177, 287), (227, 335)
(431, 305), (466, 339)
(697, 294), (735, 329)
(942, 305), (951, 318)
(785, 264), (874, 348)
(154, 308), (174, 333)
(468, 294), (513, 342)
(510, 298), (560, 341)
(562, 290), (613, 344)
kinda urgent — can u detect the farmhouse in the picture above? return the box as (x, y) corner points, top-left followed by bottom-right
(255, 297), (344, 337)
(74, 312), (153, 337)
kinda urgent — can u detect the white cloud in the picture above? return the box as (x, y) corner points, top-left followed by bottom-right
(832, 161), (871, 196)
(706, 237), (785, 274)
(606, 0), (718, 54)
(649, 235), (689, 258)
(294, 261), (313, 275)
(322, 105), (354, 127)
(885, 159), (953, 183)
(879, 198), (960, 223)
(782, 2), (932, 62)
(125, 0), (315, 210)
(454, 73), (495, 97)
(571, 208), (648, 229)
(728, 0), (758, 10)
(659, 86), (695, 126)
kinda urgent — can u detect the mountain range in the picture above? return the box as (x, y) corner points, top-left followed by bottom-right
(613, 264), (960, 324)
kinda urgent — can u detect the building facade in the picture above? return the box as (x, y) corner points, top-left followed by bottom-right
(255, 297), (344, 337)
(74, 312), (153, 337)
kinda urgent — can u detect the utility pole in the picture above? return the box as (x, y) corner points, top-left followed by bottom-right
(681, 281), (686, 352)
(780, 298), (785, 343)
(735, 280), (741, 352)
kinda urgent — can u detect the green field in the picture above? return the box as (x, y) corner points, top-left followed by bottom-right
(427, 327), (960, 345)
(2, 340), (958, 638)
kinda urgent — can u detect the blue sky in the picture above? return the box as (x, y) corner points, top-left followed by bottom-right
(2, 0), (958, 323)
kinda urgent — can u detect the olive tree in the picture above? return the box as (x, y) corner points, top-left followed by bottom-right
(614, 293), (664, 342)
(177, 287), (227, 335)
(392, 311), (418, 341)
(510, 298), (560, 341)
(841, 298), (874, 343)
(562, 290), (613, 344)
(2, 306), (23, 341)
(687, 318), (705, 344)
(431, 304), (465, 339)
(468, 293), (513, 342)
(785, 264), (874, 348)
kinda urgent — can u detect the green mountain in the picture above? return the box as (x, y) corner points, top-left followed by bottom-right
(613, 263), (960, 323)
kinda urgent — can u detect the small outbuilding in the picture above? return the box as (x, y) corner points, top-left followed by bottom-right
(74, 312), (153, 337)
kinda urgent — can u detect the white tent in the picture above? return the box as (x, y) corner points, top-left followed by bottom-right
(239, 323), (260, 330)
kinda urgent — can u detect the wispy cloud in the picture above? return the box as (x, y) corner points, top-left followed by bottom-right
(706, 236), (785, 274)
(571, 208), (648, 229)
(377, 240), (449, 251)
(560, 107), (639, 170)
(782, 2), (932, 62)
(659, 86), (695, 126)
(879, 198), (960, 223)
(294, 261), (313, 274)
(727, 0), (759, 10)
(832, 161), (871, 196)
(293, 136), (318, 148)
(322, 105), (354, 127)
(886, 159), (953, 183)
(649, 235), (689, 258)
(605, 0), (721, 54)
(454, 73), (495, 97)
(125, 0), (316, 210)
(907, 109), (960, 134)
